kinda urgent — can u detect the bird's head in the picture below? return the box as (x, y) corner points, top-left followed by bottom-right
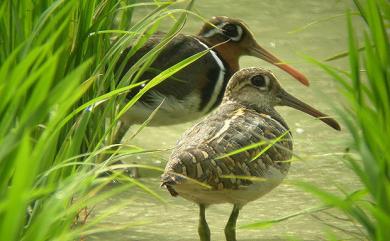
(223, 67), (341, 131)
(198, 16), (309, 86)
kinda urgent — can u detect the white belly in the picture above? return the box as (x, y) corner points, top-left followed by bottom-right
(173, 166), (286, 206)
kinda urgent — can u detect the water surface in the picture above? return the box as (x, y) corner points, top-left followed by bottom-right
(89, 1), (362, 240)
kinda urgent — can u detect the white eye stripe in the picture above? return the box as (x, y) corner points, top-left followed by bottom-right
(265, 75), (270, 85)
(202, 27), (221, 38)
(259, 75), (270, 90)
(202, 22), (225, 38)
(202, 23), (243, 42)
(229, 25), (243, 41)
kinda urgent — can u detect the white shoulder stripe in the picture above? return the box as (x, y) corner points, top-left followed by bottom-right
(192, 37), (226, 113)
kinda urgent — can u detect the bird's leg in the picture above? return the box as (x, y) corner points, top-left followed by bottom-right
(198, 204), (210, 241)
(224, 204), (240, 241)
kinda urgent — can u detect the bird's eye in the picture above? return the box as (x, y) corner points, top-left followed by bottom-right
(222, 24), (238, 37)
(222, 23), (243, 41)
(251, 75), (269, 90)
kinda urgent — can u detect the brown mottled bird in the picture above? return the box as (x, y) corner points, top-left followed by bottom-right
(161, 68), (340, 241)
(118, 16), (309, 130)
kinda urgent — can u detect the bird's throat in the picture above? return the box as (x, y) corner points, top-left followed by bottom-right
(213, 44), (240, 72)
(198, 37), (240, 72)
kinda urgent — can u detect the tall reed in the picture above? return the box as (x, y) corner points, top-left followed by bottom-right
(240, 0), (389, 240)
(0, 0), (205, 240)
(303, 0), (390, 239)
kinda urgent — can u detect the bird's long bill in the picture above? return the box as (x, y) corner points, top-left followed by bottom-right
(278, 90), (341, 131)
(249, 43), (310, 86)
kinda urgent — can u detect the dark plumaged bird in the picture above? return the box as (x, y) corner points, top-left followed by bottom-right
(118, 16), (310, 130)
(161, 67), (340, 241)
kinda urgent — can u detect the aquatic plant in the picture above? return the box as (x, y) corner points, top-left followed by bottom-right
(242, 0), (390, 239)
(0, 0), (203, 240)
(304, 0), (390, 239)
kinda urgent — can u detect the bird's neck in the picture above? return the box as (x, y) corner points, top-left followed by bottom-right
(197, 37), (240, 72)
(214, 44), (240, 72)
(255, 105), (289, 130)
(224, 100), (290, 131)
(260, 107), (290, 132)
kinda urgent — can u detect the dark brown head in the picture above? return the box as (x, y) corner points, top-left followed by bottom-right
(224, 67), (341, 131)
(198, 16), (310, 86)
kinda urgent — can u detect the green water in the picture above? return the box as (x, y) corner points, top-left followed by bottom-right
(90, 0), (362, 240)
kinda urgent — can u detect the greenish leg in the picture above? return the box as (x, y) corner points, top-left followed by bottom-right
(198, 204), (210, 241)
(224, 204), (240, 241)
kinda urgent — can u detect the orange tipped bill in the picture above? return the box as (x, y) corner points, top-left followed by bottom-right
(249, 43), (309, 86)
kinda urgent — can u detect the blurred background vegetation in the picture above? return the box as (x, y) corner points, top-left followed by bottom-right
(0, 0), (388, 240)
